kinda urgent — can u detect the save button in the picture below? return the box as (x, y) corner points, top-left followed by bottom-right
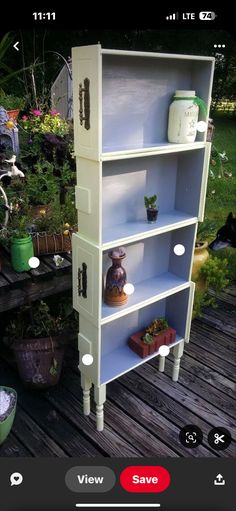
(120, 466), (170, 493)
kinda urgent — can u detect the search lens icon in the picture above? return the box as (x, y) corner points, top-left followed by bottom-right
(10, 472), (23, 486)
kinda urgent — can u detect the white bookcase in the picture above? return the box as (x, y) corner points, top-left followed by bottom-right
(72, 45), (214, 431)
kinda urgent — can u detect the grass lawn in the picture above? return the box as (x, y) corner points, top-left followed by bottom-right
(202, 113), (236, 280)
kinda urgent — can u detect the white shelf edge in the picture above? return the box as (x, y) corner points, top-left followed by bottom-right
(101, 282), (190, 325)
(102, 217), (198, 250)
(100, 336), (184, 385)
(101, 49), (215, 62)
(101, 142), (206, 161)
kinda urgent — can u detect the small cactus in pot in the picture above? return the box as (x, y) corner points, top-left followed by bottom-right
(144, 194), (158, 223)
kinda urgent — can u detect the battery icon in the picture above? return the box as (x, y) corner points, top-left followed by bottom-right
(199, 11), (217, 20)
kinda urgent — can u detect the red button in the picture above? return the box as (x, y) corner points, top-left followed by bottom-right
(120, 466), (170, 493)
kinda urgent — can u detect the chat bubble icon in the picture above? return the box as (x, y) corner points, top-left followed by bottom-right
(10, 472), (23, 486)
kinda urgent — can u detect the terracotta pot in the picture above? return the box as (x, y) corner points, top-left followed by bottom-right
(32, 230), (73, 255)
(7, 109), (20, 122)
(13, 336), (66, 389)
(128, 326), (176, 359)
(191, 241), (209, 291)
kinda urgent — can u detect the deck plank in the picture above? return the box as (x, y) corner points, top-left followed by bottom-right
(191, 320), (236, 353)
(156, 357), (236, 419)
(45, 381), (142, 457)
(0, 360), (101, 457)
(61, 366), (179, 457)
(0, 434), (31, 457)
(12, 407), (68, 457)
(134, 363), (236, 439)
(169, 350), (235, 398)
(119, 370), (236, 457)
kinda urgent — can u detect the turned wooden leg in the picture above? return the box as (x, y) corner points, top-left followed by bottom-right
(94, 384), (106, 431)
(81, 373), (92, 416)
(159, 355), (165, 372)
(172, 340), (184, 382)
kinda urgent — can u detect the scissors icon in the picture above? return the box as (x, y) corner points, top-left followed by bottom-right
(214, 433), (225, 444)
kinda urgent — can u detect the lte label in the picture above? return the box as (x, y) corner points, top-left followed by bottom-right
(182, 12), (195, 19)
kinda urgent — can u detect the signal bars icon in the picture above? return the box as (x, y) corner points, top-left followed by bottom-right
(166, 12), (179, 20)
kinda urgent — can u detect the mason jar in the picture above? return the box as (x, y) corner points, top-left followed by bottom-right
(167, 90), (199, 143)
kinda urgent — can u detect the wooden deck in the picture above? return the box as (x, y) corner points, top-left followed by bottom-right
(0, 246), (72, 313)
(0, 283), (235, 458)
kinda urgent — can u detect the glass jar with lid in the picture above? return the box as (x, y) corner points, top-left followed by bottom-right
(168, 90), (199, 143)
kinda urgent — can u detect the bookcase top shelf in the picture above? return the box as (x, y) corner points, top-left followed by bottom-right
(101, 141), (206, 160)
(101, 48), (215, 62)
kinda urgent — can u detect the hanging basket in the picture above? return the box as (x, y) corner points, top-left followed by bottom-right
(32, 230), (74, 256)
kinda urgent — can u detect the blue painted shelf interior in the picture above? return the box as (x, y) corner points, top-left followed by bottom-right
(102, 55), (212, 152)
(102, 149), (204, 245)
(100, 287), (191, 384)
(102, 225), (195, 321)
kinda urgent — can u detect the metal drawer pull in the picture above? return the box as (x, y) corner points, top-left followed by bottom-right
(78, 262), (87, 298)
(79, 78), (90, 130)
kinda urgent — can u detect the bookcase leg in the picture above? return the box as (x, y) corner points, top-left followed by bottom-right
(172, 340), (184, 382)
(81, 373), (92, 416)
(94, 384), (106, 431)
(159, 355), (165, 372)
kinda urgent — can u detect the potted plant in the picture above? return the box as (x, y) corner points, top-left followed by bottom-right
(128, 318), (176, 358)
(30, 200), (76, 255)
(4, 299), (77, 389)
(10, 215), (34, 272)
(0, 386), (17, 445)
(144, 194), (158, 223)
(0, 90), (25, 123)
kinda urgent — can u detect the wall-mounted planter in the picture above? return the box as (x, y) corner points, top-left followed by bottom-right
(32, 230), (74, 256)
(0, 386), (17, 445)
(128, 326), (176, 358)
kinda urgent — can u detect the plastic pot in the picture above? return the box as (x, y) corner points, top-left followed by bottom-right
(0, 386), (17, 445)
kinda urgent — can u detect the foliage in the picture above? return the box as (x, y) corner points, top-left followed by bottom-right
(0, 90), (25, 111)
(5, 299), (78, 345)
(31, 198), (77, 235)
(0, 32), (34, 88)
(192, 256), (229, 318)
(144, 194), (157, 209)
(25, 161), (60, 205)
(142, 332), (154, 344)
(20, 110), (69, 137)
(211, 52), (236, 113)
(196, 219), (217, 242)
(146, 318), (169, 335)
(204, 113), (236, 280)
(142, 318), (169, 343)
(200, 257), (229, 294)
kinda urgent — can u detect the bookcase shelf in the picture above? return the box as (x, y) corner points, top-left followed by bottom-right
(72, 44), (214, 430)
(100, 285), (193, 384)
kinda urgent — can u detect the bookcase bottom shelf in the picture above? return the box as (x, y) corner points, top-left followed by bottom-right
(100, 334), (182, 384)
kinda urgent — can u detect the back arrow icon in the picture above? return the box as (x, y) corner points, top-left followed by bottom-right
(13, 42), (19, 51)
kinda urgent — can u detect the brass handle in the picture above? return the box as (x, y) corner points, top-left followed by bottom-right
(79, 78), (90, 130)
(78, 262), (87, 298)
